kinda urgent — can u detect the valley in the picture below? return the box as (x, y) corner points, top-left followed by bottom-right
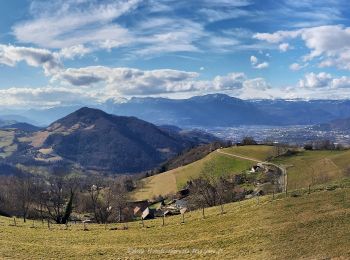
(1, 105), (350, 260)
(2, 1), (350, 258)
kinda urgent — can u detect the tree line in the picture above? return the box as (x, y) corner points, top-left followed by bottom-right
(0, 165), (133, 224)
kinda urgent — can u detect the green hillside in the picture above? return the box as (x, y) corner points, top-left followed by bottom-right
(1, 181), (350, 259)
(132, 145), (276, 200)
(220, 145), (276, 161)
(133, 151), (255, 200)
(272, 149), (350, 190)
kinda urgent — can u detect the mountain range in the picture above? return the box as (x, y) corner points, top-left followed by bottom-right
(0, 108), (218, 175)
(2, 94), (350, 127)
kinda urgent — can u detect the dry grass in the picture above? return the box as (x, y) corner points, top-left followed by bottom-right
(1, 182), (350, 259)
(132, 151), (254, 200)
(221, 145), (276, 161)
(0, 130), (16, 158)
(272, 150), (350, 190)
(133, 145), (276, 201)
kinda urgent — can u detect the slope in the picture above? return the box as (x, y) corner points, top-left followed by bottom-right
(1, 181), (350, 259)
(13, 107), (209, 174)
(132, 145), (275, 200)
(272, 149), (350, 190)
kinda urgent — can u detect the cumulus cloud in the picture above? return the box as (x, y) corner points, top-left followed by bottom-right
(54, 67), (201, 95)
(254, 25), (350, 70)
(212, 73), (246, 90)
(298, 72), (350, 89)
(298, 72), (332, 88)
(0, 68), (272, 108)
(250, 55), (269, 69)
(0, 44), (61, 75)
(55, 67), (252, 96)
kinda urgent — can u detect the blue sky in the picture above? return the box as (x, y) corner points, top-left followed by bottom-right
(1, 0), (350, 108)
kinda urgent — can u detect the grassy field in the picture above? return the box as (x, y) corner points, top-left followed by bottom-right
(133, 145), (276, 200)
(0, 130), (17, 158)
(1, 181), (350, 259)
(272, 149), (350, 190)
(220, 145), (276, 161)
(133, 151), (254, 200)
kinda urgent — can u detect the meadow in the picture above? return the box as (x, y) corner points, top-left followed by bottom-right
(133, 150), (254, 200)
(1, 180), (350, 259)
(272, 149), (350, 190)
(133, 145), (276, 200)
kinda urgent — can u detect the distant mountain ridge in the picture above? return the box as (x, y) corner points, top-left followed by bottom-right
(2, 107), (218, 175)
(313, 117), (350, 131)
(3, 94), (350, 126)
(1, 122), (41, 132)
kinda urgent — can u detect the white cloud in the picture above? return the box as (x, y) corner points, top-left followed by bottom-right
(212, 73), (246, 90)
(0, 86), (99, 108)
(279, 43), (290, 52)
(289, 63), (308, 71)
(58, 44), (91, 59)
(52, 66), (267, 97)
(250, 55), (258, 65)
(254, 30), (300, 43)
(250, 55), (269, 69)
(298, 72), (332, 88)
(54, 67), (201, 95)
(0, 44), (61, 75)
(254, 25), (350, 70)
(13, 0), (140, 49)
(254, 62), (269, 69)
(298, 72), (350, 89)
(11, 0), (265, 58)
(332, 76), (350, 88)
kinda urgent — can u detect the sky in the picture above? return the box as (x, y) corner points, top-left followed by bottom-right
(1, 0), (350, 108)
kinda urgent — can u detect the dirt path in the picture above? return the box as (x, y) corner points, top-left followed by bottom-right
(216, 149), (287, 192)
(216, 149), (262, 163)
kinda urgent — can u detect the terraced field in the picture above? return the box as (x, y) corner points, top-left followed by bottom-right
(1, 181), (350, 259)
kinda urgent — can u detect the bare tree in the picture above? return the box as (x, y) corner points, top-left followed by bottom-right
(111, 182), (128, 223)
(12, 177), (35, 222)
(41, 174), (79, 224)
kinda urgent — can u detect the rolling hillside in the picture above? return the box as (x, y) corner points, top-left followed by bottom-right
(132, 146), (276, 200)
(1, 182), (349, 259)
(133, 145), (350, 200)
(272, 149), (350, 190)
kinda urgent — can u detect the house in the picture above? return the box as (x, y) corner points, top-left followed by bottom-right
(124, 200), (149, 218)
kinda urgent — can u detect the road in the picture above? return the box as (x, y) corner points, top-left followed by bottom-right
(216, 149), (287, 192)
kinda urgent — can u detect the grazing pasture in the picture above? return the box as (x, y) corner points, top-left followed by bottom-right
(1, 181), (350, 259)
